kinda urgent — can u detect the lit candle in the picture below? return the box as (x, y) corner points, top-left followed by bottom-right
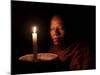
(32, 26), (38, 61)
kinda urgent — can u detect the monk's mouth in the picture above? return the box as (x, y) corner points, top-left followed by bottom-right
(53, 38), (61, 41)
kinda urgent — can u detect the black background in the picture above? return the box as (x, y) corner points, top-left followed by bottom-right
(11, 1), (96, 74)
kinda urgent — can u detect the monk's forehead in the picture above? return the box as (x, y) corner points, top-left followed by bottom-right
(50, 16), (64, 25)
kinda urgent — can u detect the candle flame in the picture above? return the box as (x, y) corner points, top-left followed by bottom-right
(33, 26), (37, 33)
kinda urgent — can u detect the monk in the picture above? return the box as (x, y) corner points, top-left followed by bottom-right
(48, 15), (95, 70)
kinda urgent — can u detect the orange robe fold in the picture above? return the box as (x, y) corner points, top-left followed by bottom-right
(48, 42), (95, 70)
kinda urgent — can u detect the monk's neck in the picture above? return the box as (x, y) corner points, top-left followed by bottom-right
(52, 44), (66, 51)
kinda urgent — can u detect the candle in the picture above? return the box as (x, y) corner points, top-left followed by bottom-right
(32, 26), (38, 61)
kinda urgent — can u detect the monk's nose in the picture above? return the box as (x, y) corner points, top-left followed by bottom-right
(54, 29), (60, 35)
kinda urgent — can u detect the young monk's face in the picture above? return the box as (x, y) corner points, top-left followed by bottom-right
(50, 16), (65, 45)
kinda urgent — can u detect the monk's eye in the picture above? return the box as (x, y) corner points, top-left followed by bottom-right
(59, 26), (64, 30)
(50, 27), (55, 31)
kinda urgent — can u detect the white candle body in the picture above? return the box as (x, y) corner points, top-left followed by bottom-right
(32, 32), (37, 45)
(32, 32), (38, 61)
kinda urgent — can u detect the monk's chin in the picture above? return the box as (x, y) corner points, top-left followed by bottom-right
(53, 42), (61, 46)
